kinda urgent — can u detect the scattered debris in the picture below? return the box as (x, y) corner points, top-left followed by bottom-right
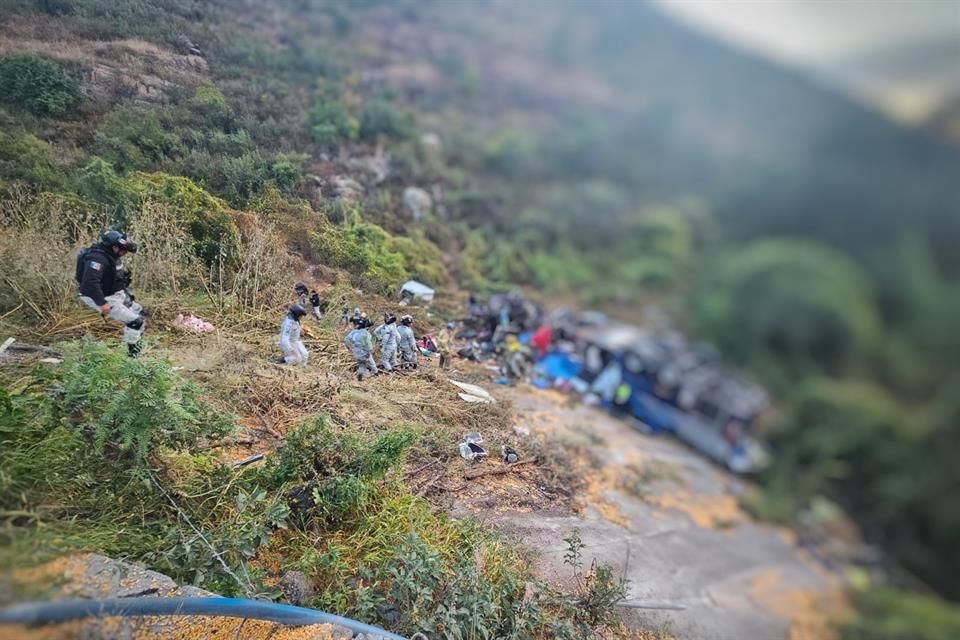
(458, 432), (488, 461)
(231, 453), (265, 468)
(39, 357), (62, 364)
(173, 313), (215, 333)
(501, 445), (520, 464)
(512, 425), (530, 437)
(0, 337), (15, 355)
(449, 379), (495, 404)
(464, 459), (535, 480)
(400, 279), (435, 303)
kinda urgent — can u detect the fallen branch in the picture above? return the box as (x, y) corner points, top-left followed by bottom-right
(146, 469), (253, 596)
(464, 459), (536, 480)
(405, 458), (441, 477)
(415, 472), (445, 496)
(7, 343), (62, 356)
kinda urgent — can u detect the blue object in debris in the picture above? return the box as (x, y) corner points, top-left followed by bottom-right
(518, 331), (533, 344)
(630, 394), (676, 433)
(494, 377), (511, 385)
(536, 351), (582, 381)
(532, 378), (551, 389)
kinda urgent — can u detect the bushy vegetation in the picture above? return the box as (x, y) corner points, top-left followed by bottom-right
(0, 342), (256, 592)
(0, 126), (66, 189)
(0, 350), (629, 635)
(0, 54), (79, 117)
(59, 340), (233, 460)
(311, 215), (448, 294)
(841, 588), (960, 640)
(309, 97), (358, 147)
(693, 240), (879, 384)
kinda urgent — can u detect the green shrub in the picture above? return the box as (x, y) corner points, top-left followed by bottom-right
(264, 417), (414, 526)
(0, 129), (63, 188)
(188, 84), (233, 130)
(692, 239), (880, 379)
(311, 526), (628, 639)
(309, 98), (358, 146)
(358, 98), (414, 142)
(158, 485), (289, 594)
(0, 385), (81, 512)
(841, 588), (960, 640)
(0, 54), (79, 117)
(388, 230), (448, 286)
(192, 151), (305, 207)
(126, 172), (239, 266)
(76, 157), (137, 218)
(312, 219), (409, 294)
(0, 344), (283, 596)
(94, 107), (184, 172)
(59, 339), (233, 461)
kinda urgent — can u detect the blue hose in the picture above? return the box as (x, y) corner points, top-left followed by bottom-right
(0, 597), (406, 640)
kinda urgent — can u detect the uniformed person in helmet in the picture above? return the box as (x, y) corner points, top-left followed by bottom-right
(76, 230), (145, 357)
(344, 315), (377, 380)
(397, 314), (418, 370)
(277, 304), (309, 365)
(379, 313), (400, 372)
(294, 281), (308, 306)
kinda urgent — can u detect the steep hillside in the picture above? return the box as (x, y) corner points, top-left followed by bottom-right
(2, 0), (959, 286)
(1, 0), (959, 626)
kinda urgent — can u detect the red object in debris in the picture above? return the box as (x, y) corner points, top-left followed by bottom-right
(531, 325), (552, 357)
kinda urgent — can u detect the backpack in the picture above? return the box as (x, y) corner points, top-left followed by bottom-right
(74, 246), (95, 285)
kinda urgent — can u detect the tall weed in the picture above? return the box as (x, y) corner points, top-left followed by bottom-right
(229, 216), (295, 313)
(0, 188), (106, 320)
(127, 199), (196, 294)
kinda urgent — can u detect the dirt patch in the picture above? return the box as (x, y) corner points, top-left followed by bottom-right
(0, 18), (208, 106)
(646, 491), (745, 530)
(749, 569), (851, 640)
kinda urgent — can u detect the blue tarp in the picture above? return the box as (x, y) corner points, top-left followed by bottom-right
(536, 351), (582, 381)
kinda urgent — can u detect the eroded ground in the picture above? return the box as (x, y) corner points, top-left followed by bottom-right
(456, 386), (848, 640)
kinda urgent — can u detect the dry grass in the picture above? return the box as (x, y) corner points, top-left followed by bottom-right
(0, 188), (107, 323)
(128, 200), (196, 295)
(228, 217), (297, 315)
(0, 16), (208, 84)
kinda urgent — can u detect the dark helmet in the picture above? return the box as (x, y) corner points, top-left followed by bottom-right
(100, 230), (137, 253)
(289, 304), (307, 320)
(294, 281), (308, 295)
(385, 314), (397, 324)
(401, 315), (413, 326)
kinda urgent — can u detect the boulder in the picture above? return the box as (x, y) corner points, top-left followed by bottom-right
(280, 569), (315, 604)
(403, 186), (433, 222)
(331, 175), (365, 201)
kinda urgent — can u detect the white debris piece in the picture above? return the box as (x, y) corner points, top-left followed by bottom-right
(449, 380), (495, 404)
